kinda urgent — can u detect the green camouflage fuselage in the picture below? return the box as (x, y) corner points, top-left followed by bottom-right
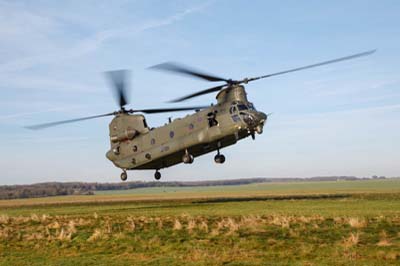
(106, 85), (267, 171)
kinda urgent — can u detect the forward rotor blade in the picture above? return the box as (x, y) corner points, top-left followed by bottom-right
(129, 106), (209, 114)
(168, 84), (227, 103)
(105, 70), (129, 109)
(149, 62), (229, 82)
(245, 49), (376, 83)
(25, 112), (116, 130)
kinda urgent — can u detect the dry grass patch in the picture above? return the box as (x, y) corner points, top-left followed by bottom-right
(240, 215), (264, 228)
(25, 232), (45, 241)
(173, 218), (182, 231)
(87, 228), (105, 242)
(376, 251), (399, 261)
(271, 215), (290, 228)
(187, 218), (196, 233)
(342, 232), (360, 248)
(348, 217), (367, 229)
(154, 217), (163, 229)
(30, 214), (41, 222)
(57, 228), (72, 241)
(333, 216), (345, 225)
(67, 220), (77, 234)
(0, 214), (10, 224)
(198, 220), (209, 232)
(377, 230), (392, 247)
(212, 217), (240, 235)
(126, 217), (136, 231)
(47, 221), (61, 229)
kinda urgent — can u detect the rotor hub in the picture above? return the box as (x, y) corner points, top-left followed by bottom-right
(216, 85), (248, 104)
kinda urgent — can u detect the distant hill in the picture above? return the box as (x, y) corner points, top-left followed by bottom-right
(0, 176), (392, 200)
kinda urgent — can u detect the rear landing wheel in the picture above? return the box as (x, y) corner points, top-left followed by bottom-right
(214, 154), (225, 164)
(154, 170), (161, 180)
(120, 170), (128, 181)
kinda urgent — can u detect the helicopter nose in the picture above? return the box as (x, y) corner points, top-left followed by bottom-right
(253, 111), (267, 134)
(257, 112), (267, 122)
(243, 111), (267, 130)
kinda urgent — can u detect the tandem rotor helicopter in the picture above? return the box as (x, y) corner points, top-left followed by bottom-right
(27, 50), (375, 181)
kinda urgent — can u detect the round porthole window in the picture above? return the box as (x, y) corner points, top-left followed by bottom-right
(145, 153), (151, 160)
(113, 146), (120, 155)
(169, 131), (174, 138)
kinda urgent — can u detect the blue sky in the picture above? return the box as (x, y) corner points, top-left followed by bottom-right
(0, 0), (399, 185)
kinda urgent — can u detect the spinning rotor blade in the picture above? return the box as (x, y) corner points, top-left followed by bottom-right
(149, 62), (229, 82)
(168, 84), (227, 103)
(105, 70), (130, 109)
(242, 49), (376, 83)
(26, 106), (208, 130)
(156, 49), (375, 102)
(25, 112), (116, 130)
(129, 106), (209, 114)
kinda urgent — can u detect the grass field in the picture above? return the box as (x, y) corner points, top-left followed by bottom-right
(0, 179), (399, 265)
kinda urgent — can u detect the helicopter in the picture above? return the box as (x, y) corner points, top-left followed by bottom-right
(27, 49), (375, 181)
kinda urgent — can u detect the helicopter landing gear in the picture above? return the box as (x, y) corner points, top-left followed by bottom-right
(214, 154), (225, 164)
(120, 170), (128, 181)
(214, 149), (225, 164)
(154, 170), (161, 180)
(182, 149), (194, 164)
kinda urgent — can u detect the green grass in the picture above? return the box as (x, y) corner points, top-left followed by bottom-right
(0, 179), (399, 265)
(95, 179), (400, 195)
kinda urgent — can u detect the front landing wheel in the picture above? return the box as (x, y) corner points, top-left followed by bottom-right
(154, 170), (161, 180)
(120, 170), (128, 181)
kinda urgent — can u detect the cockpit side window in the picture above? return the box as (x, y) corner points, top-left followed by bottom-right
(229, 106), (237, 114)
(248, 103), (256, 110)
(143, 118), (148, 128)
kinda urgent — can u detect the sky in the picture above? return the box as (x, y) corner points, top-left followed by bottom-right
(0, 0), (399, 185)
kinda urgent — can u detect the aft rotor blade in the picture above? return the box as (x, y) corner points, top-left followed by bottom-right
(149, 62), (229, 82)
(245, 49), (376, 83)
(168, 84), (227, 103)
(25, 112), (116, 130)
(105, 70), (129, 109)
(129, 106), (209, 114)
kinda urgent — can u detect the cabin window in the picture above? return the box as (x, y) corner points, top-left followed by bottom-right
(151, 138), (156, 145)
(169, 131), (175, 138)
(207, 111), (218, 127)
(188, 123), (194, 130)
(133, 145), (138, 152)
(145, 153), (151, 160)
(132, 158), (136, 164)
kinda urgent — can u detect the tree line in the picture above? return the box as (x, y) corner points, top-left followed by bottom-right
(0, 176), (388, 200)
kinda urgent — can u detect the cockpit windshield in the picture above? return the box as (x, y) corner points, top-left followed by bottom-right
(237, 104), (248, 111)
(230, 102), (256, 114)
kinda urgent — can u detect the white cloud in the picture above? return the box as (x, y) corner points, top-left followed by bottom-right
(0, 3), (208, 73)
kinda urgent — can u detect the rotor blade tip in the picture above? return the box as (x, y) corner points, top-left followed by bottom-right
(24, 125), (42, 130)
(167, 99), (180, 103)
